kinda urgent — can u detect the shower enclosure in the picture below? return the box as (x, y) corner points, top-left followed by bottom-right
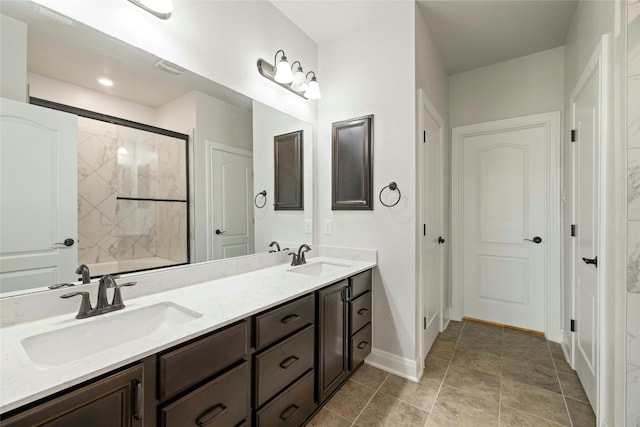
(73, 113), (189, 276)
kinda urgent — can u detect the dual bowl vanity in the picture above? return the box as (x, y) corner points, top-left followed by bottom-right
(0, 251), (376, 426)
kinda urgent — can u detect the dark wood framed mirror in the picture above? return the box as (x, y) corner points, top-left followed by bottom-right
(274, 130), (304, 210)
(332, 115), (373, 210)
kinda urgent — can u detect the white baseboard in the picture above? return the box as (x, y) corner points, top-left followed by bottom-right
(365, 348), (421, 382)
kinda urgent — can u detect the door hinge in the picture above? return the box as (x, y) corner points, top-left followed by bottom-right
(570, 319), (575, 332)
(423, 130), (426, 143)
(423, 224), (426, 236)
(423, 317), (427, 330)
(571, 224), (576, 237)
(571, 129), (576, 142)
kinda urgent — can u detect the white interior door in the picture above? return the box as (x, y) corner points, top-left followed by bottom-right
(571, 47), (602, 412)
(460, 119), (547, 332)
(0, 98), (77, 292)
(208, 144), (253, 259)
(419, 90), (444, 360)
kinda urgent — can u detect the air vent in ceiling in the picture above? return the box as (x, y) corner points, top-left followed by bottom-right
(154, 59), (186, 75)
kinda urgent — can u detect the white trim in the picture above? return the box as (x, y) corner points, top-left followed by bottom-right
(365, 348), (421, 382)
(204, 140), (253, 260)
(451, 111), (562, 342)
(416, 88), (446, 369)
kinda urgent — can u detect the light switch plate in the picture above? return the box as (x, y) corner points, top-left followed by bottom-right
(305, 219), (312, 234)
(324, 220), (332, 235)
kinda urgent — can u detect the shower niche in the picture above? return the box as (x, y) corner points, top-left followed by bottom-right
(70, 108), (190, 277)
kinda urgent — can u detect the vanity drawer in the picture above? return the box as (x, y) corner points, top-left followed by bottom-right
(256, 370), (315, 427)
(350, 323), (372, 370)
(160, 362), (249, 427)
(350, 291), (372, 335)
(158, 321), (247, 400)
(255, 294), (314, 349)
(255, 325), (314, 407)
(350, 269), (371, 300)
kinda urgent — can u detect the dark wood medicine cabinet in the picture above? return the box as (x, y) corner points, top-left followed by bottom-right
(331, 115), (373, 210)
(273, 130), (304, 210)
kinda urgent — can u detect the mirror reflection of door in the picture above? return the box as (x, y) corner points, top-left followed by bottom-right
(207, 142), (254, 260)
(274, 130), (303, 210)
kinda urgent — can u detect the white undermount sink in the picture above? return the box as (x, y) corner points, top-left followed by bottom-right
(287, 261), (351, 277)
(21, 302), (202, 367)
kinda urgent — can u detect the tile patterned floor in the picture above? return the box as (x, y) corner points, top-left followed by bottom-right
(306, 319), (596, 427)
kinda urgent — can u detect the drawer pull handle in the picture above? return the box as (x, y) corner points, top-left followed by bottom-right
(357, 341), (369, 350)
(281, 314), (301, 324)
(280, 355), (300, 369)
(280, 404), (300, 421)
(357, 308), (369, 315)
(196, 403), (227, 426)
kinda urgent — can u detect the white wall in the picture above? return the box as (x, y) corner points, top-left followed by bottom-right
(28, 72), (157, 125)
(33, 0), (317, 125)
(317, 2), (422, 378)
(252, 101), (313, 253)
(0, 15), (27, 102)
(449, 46), (565, 128)
(563, 1), (616, 424)
(415, 4), (450, 326)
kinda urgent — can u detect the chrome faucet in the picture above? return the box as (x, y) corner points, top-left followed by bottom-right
(61, 274), (136, 319)
(75, 264), (91, 284)
(288, 244), (311, 266)
(268, 241), (281, 252)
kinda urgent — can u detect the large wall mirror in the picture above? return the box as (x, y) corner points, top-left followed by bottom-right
(0, 2), (314, 295)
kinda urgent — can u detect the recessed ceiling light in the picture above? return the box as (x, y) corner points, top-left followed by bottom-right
(98, 78), (114, 87)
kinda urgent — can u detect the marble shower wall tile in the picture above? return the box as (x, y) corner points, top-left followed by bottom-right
(629, 75), (640, 149)
(629, 292), (640, 364)
(157, 135), (187, 200)
(628, 362), (640, 427)
(629, 221), (640, 293)
(156, 202), (188, 263)
(630, 148), (640, 219)
(630, 2), (640, 77)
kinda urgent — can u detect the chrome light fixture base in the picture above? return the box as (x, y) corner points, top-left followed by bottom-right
(257, 58), (306, 99)
(128, 0), (173, 19)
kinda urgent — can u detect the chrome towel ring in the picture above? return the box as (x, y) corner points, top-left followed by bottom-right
(254, 190), (267, 208)
(379, 182), (401, 207)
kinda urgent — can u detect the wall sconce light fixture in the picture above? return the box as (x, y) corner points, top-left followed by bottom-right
(258, 50), (321, 100)
(127, 0), (173, 19)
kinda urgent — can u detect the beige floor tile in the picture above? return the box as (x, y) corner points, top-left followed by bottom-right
(558, 371), (589, 402)
(502, 328), (547, 348)
(502, 357), (561, 394)
(551, 352), (576, 375)
(444, 364), (501, 401)
(501, 377), (570, 426)
(502, 343), (554, 369)
(427, 384), (499, 426)
(463, 320), (503, 336)
(379, 374), (440, 410)
(428, 338), (457, 360)
(354, 392), (429, 427)
(547, 341), (564, 357)
(423, 355), (450, 382)
(350, 364), (389, 390)
(438, 321), (464, 342)
(566, 397), (596, 427)
(499, 405), (564, 427)
(450, 347), (501, 376)
(305, 408), (352, 427)
(324, 380), (376, 422)
(457, 336), (503, 356)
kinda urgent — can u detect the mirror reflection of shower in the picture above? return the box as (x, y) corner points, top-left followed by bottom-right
(75, 113), (189, 277)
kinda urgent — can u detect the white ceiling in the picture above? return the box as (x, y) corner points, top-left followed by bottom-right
(271, 0), (578, 75)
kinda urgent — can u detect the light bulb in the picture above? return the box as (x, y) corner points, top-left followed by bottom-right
(304, 78), (321, 100)
(274, 55), (294, 83)
(291, 68), (308, 92)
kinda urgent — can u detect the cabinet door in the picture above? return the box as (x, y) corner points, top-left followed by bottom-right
(2, 364), (143, 427)
(317, 280), (349, 403)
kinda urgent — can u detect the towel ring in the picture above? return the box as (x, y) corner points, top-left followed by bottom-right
(254, 190), (267, 208)
(379, 182), (401, 207)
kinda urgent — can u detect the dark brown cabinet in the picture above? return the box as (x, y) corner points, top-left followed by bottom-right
(2, 364), (143, 427)
(3, 269), (373, 427)
(317, 280), (350, 403)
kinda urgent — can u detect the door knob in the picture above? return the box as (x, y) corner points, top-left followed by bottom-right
(582, 256), (598, 267)
(215, 229), (226, 235)
(524, 236), (542, 244)
(54, 238), (75, 247)
(438, 236), (445, 244)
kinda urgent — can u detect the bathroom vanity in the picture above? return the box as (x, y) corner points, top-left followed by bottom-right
(0, 255), (375, 426)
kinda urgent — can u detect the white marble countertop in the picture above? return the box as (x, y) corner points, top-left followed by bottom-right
(0, 256), (376, 414)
